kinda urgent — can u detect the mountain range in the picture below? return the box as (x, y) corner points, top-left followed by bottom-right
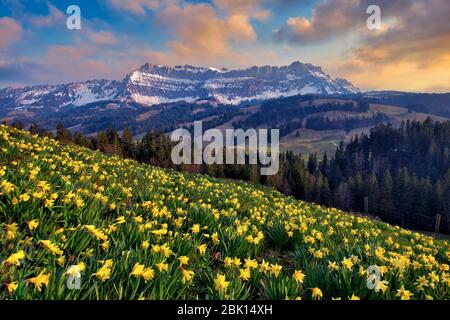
(0, 61), (359, 114)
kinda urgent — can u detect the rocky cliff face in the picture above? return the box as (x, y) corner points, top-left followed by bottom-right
(123, 61), (359, 105)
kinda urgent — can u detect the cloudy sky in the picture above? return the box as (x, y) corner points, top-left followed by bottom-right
(0, 0), (449, 92)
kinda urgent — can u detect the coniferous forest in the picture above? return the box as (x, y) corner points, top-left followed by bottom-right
(17, 118), (450, 234)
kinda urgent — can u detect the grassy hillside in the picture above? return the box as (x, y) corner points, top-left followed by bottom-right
(0, 125), (449, 300)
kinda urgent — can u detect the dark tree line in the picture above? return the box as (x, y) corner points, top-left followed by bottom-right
(234, 96), (373, 138)
(305, 113), (389, 133)
(21, 118), (450, 234)
(236, 97), (370, 131)
(22, 101), (241, 138)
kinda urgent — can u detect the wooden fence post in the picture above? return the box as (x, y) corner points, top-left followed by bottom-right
(434, 214), (441, 236)
(364, 196), (369, 215)
(448, 199), (450, 233)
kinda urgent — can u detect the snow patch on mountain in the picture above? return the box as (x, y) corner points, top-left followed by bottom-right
(131, 93), (199, 105)
(70, 83), (118, 107)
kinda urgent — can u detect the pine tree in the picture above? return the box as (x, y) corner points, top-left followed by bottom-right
(320, 177), (331, 206)
(394, 167), (411, 227)
(307, 153), (318, 174)
(12, 121), (23, 130)
(97, 131), (108, 153)
(29, 123), (39, 135)
(56, 122), (71, 142)
(112, 132), (122, 156)
(379, 169), (393, 222)
(122, 126), (134, 158)
(367, 173), (379, 216)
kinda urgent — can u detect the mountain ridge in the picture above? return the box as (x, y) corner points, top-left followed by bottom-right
(0, 61), (359, 111)
(123, 61), (359, 105)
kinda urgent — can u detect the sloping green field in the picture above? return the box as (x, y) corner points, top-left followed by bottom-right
(0, 125), (449, 300)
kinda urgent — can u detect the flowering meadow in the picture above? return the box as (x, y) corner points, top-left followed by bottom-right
(1, 124), (450, 300)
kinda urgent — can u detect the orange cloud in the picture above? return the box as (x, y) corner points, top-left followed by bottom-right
(227, 14), (256, 41)
(213, 0), (270, 20)
(339, 58), (450, 93)
(103, 0), (269, 68)
(0, 17), (22, 50)
(337, 0), (450, 91)
(157, 3), (258, 65)
(276, 0), (450, 92)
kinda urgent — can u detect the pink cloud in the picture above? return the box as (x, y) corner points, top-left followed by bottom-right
(274, 0), (412, 43)
(0, 17), (22, 50)
(89, 31), (118, 46)
(106, 0), (180, 14)
(38, 43), (166, 83)
(41, 44), (110, 82)
(29, 4), (65, 28)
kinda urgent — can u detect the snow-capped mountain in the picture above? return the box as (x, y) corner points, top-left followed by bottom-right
(0, 79), (121, 111)
(124, 61), (359, 105)
(0, 61), (359, 113)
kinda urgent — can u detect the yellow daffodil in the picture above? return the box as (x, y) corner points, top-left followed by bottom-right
(178, 256), (189, 266)
(259, 260), (270, 273)
(191, 224), (200, 234)
(224, 257), (233, 268)
(5, 250), (25, 266)
(39, 240), (63, 256)
(93, 265), (111, 281)
(181, 269), (194, 284)
(396, 285), (413, 300)
(239, 268), (251, 281)
(85, 225), (108, 241)
(19, 193), (30, 202)
(214, 274), (229, 292)
(197, 244), (207, 255)
(328, 261), (338, 271)
(311, 287), (323, 300)
(156, 262), (169, 272)
(211, 232), (220, 245)
(115, 216), (126, 224)
(57, 255), (65, 266)
(341, 257), (354, 271)
(244, 258), (258, 269)
(130, 263), (145, 277)
(28, 272), (50, 291)
(293, 270), (305, 284)
(7, 282), (18, 293)
(270, 264), (282, 277)
(5, 223), (18, 240)
(142, 267), (155, 282)
(141, 240), (150, 250)
(26, 219), (39, 231)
